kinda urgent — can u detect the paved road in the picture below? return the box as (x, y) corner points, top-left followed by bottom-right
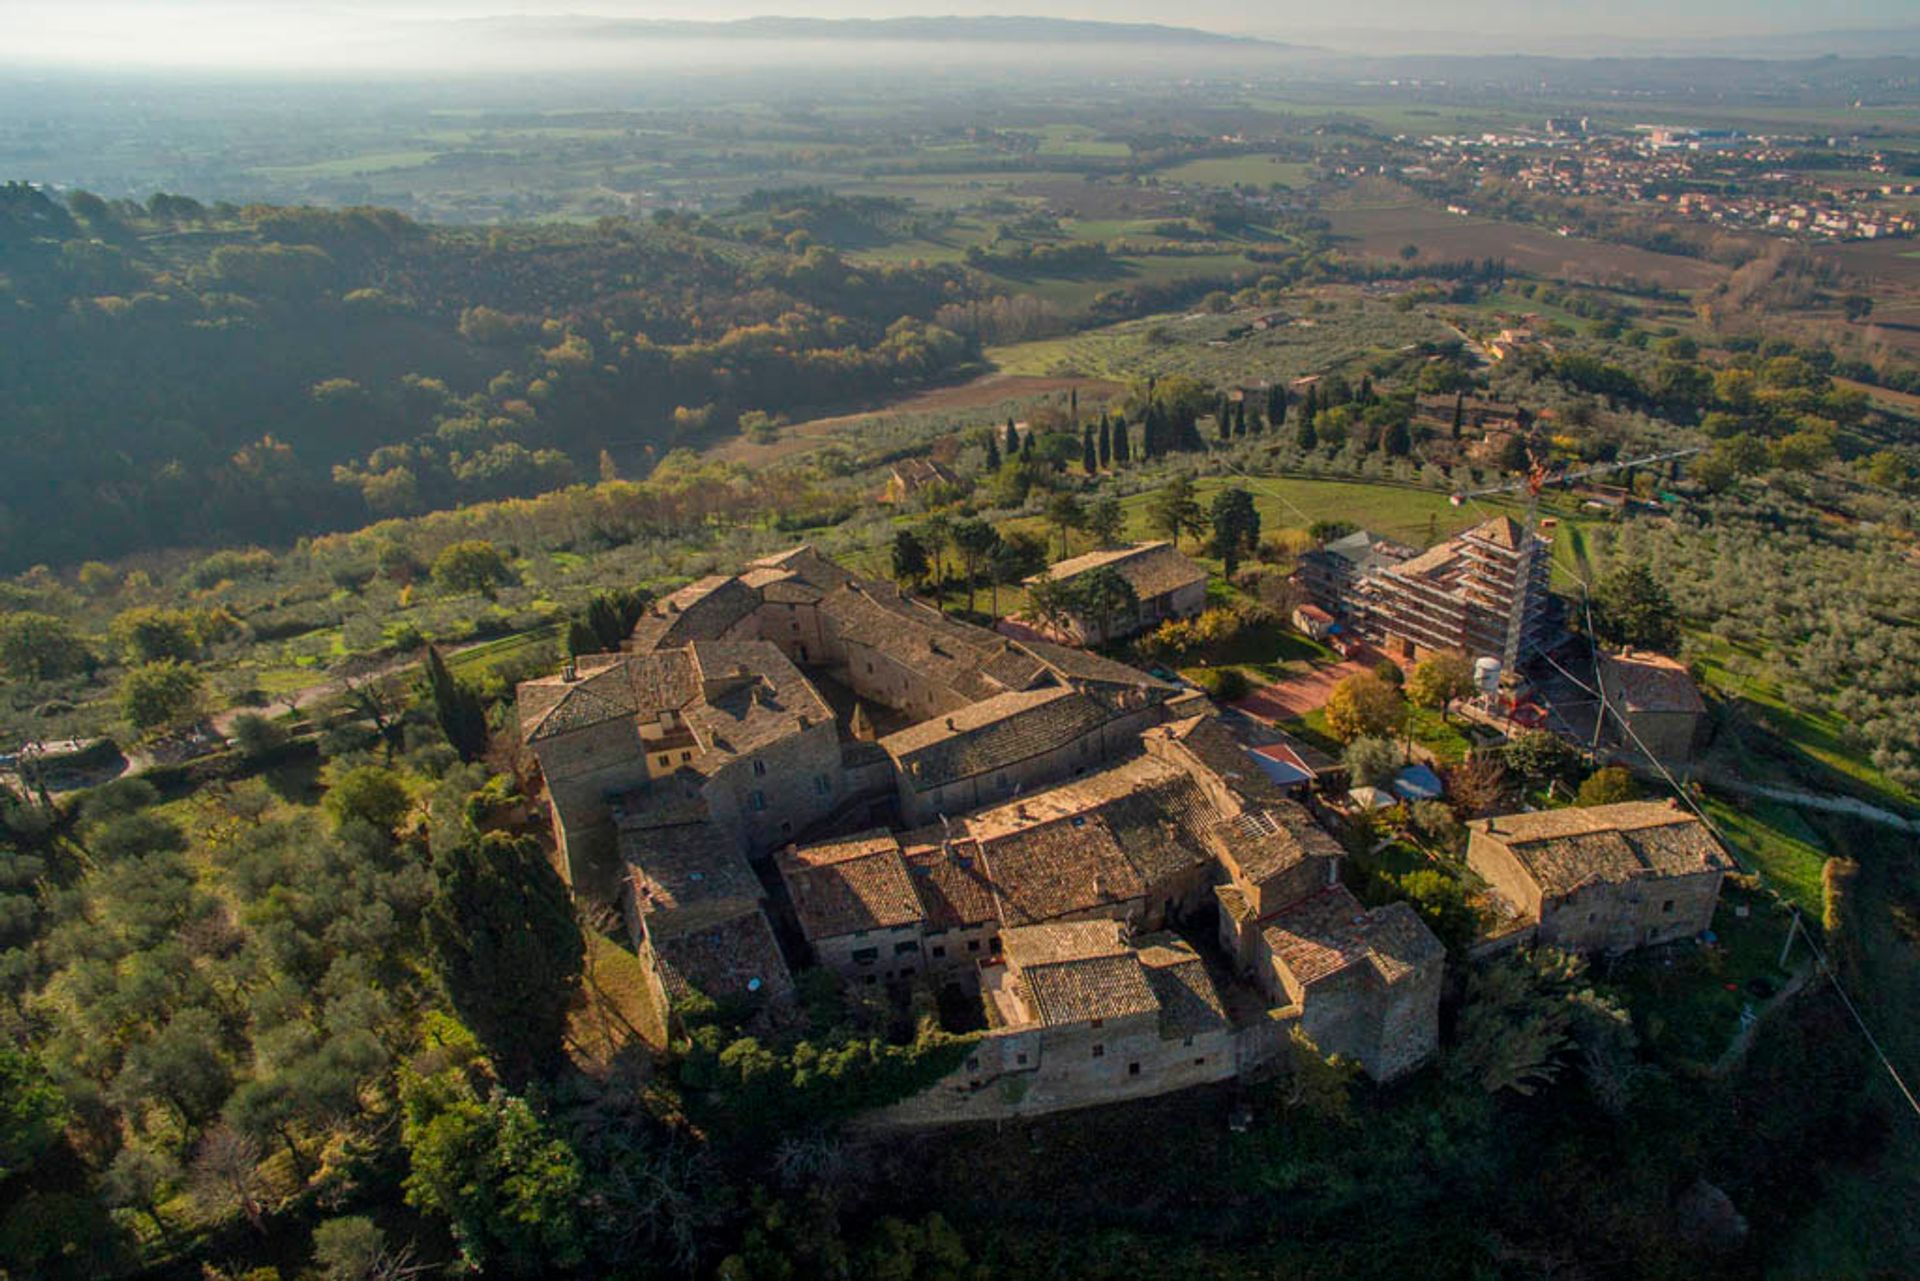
(1698, 773), (1920, 834)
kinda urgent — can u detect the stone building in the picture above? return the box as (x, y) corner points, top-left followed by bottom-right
(777, 829), (929, 983)
(882, 457), (959, 505)
(517, 545), (1446, 1106)
(1599, 650), (1710, 764)
(1357, 516), (1556, 667)
(518, 640), (844, 892)
(1024, 541), (1208, 644)
(965, 920), (1238, 1113)
(1229, 885), (1444, 1081)
(1465, 800), (1728, 954)
(1298, 529), (1415, 617)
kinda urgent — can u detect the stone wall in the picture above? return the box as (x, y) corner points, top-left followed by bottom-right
(704, 719), (845, 854)
(1536, 868), (1724, 954)
(860, 1012), (1288, 1129)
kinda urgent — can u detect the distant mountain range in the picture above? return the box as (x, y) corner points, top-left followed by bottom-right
(449, 14), (1300, 50)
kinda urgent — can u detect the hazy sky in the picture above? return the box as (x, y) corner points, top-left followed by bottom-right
(8, 0), (1917, 69)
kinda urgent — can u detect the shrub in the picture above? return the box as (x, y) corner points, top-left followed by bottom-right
(1193, 667), (1250, 702)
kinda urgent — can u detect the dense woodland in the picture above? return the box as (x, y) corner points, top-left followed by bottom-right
(0, 184), (977, 570)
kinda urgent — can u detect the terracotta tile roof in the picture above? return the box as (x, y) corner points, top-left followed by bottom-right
(1137, 937), (1229, 1039)
(1151, 714), (1286, 806)
(1212, 801), (1344, 886)
(777, 830), (925, 942)
(882, 687), (1110, 792)
(1004, 921), (1158, 1027)
(1600, 651), (1707, 715)
(1464, 515), (1529, 552)
(1028, 541), (1206, 601)
(1261, 885), (1444, 989)
(747, 545), (857, 593)
(901, 833), (999, 930)
(651, 904), (794, 1003)
(1018, 638), (1178, 700)
(518, 649), (699, 742)
(820, 580), (1035, 702)
(683, 641), (832, 761)
(623, 821), (761, 921)
(1469, 801), (1725, 896)
(629, 575), (762, 653)
(972, 808), (1146, 927)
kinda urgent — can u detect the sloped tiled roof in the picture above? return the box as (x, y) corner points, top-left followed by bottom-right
(1212, 801), (1345, 887)
(624, 820), (760, 921)
(1004, 920), (1158, 1027)
(628, 575), (762, 653)
(778, 830), (925, 942)
(1138, 937), (1229, 1040)
(972, 809), (1146, 927)
(1028, 541), (1206, 601)
(901, 833), (999, 930)
(1469, 801), (1725, 896)
(651, 904), (793, 1003)
(1601, 651), (1707, 715)
(882, 687), (1110, 792)
(1261, 885), (1444, 989)
(519, 650), (699, 743)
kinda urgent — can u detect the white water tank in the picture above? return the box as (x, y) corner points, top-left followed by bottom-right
(1473, 656), (1503, 696)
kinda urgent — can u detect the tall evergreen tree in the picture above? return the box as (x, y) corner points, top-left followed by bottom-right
(984, 429), (1002, 471)
(1451, 391), (1466, 440)
(1069, 387), (1079, 427)
(1005, 418), (1020, 458)
(1082, 423), (1098, 475)
(1297, 397), (1319, 451)
(425, 831), (584, 1088)
(1098, 414), (1112, 468)
(1269, 385), (1286, 432)
(1206, 487), (1262, 579)
(1112, 415), (1132, 465)
(1020, 431), (1034, 462)
(1234, 401), (1248, 438)
(425, 646), (488, 763)
(1359, 374), (1374, 406)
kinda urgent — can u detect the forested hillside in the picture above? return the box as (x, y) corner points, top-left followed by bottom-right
(0, 184), (977, 570)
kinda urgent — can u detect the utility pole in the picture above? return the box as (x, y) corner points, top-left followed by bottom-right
(1779, 906), (1803, 969)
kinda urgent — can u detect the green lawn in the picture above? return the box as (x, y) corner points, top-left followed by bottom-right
(1701, 793), (1831, 917)
(1609, 882), (1797, 1070)
(1152, 155), (1314, 189)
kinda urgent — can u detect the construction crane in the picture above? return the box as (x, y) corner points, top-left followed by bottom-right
(1448, 445), (1703, 505)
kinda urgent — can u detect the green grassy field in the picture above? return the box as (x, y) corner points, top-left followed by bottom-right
(1152, 155), (1314, 189)
(1701, 793), (1830, 916)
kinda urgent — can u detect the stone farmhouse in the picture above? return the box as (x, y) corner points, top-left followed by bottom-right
(1465, 800), (1728, 954)
(518, 546), (1446, 1122)
(1024, 541), (1208, 644)
(1599, 650), (1710, 764)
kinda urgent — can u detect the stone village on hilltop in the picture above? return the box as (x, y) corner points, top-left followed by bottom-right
(516, 543), (1727, 1121)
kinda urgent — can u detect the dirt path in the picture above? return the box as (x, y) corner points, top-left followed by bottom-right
(1700, 774), (1920, 835)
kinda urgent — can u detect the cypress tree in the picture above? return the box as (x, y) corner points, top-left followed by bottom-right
(1070, 387), (1079, 426)
(1082, 423), (1098, 475)
(1451, 392), (1465, 440)
(1005, 418), (1020, 458)
(1020, 431), (1034, 462)
(425, 831), (584, 1088)
(1359, 374), (1374, 405)
(565, 618), (599, 658)
(984, 430), (1002, 471)
(1270, 385), (1286, 431)
(1217, 397), (1233, 442)
(1098, 414), (1112, 468)
(1234, 401), (1248, 438)
(425, 645), (489, 763)
(1112, 415), (1132, 465)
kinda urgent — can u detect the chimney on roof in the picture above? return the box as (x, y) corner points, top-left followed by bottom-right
(562, 660), (578, 683)
(945, 716), (956, 731)
(666, 600), (679, 614)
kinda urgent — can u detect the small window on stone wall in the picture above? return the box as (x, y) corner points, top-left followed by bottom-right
(1091, 1044), (1104, 1059)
